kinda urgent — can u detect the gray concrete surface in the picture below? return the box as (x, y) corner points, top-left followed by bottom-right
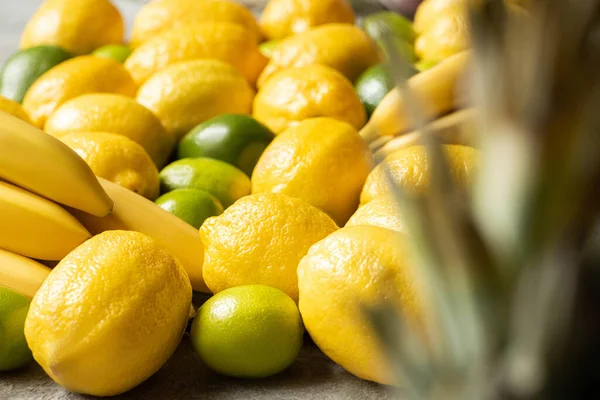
(0, 1), (395, 399)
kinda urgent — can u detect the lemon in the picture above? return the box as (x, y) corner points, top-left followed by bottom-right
(20, 0), (124, 55)
(45, 93), (174, 168)
(25, 230), (192, 397)
(415, 12), (469, 63)
(92, 44), (132, 64)
(178, 114), (275, 176)
(0, 96), (33, 124)
(200, 193), (338, 301)
(259, 0), (355, 40)
(22, 56), (137, 128)
(191, 284), (304, 378)
(136, 59), (254, 140)
(159, 158), (250, 208)
(0, 45), (73, 103)
(0, 287), (33, 371)
(253, 65), (367, 134)
(59, 132), (160, 200)
(131, 0), (262, 46)
(155, 189), (224, 230)
(345, 197), (406, 232)
(360, 145), (479, 205)
(413, 0), (465, 34)
(125, 23), (267, 86)
(252, 118), (373, 225)
(258, 24), (382, 88)
(298, 225), (419, 385)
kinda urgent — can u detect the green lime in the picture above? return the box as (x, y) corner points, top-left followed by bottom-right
(159, 158), (251, 208)
(92, 44), (132, 64)
(258, 40), (280, 58)
(178, 114), (275, 176)
(0, 45), (73, 103)
(362, 11), (416, 44)
(155, 188), (224, 229)
(191, 284), (304, 378)
(356, 63), (416, 116)
(0, 287), (33, 371)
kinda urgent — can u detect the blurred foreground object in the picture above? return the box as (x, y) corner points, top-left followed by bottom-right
(364, 0), (600, 399)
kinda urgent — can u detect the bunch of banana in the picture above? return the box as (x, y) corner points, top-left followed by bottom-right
(0, 248), (51, 299)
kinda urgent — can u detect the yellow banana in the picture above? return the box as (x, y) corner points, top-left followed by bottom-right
(360, 51), (471, 143)
(0, 181), (92, 260)
(373, 108), (477, 163)
(0, 112), (113, 217)
(70, 178), (208, 293)
(0, 249), (51, 298)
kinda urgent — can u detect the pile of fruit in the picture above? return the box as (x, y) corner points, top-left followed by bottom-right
(0, 0), (525, 396)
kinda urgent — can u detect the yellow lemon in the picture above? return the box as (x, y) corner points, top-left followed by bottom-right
(415, 12), (469, 63)
(25, 230), (192, 397)
(259, 0), (355, 40)
(360, 145), (479, 205)
(59, 132), (160, 200)
(346, 197), (406, 232)
(22, 56), (137, 128)
(136, 59), (255, 140)
(20, 0), (124, 55)
(125, 23), (267, 86)
(45, 93), (174, 168)
(252, 118), (373, 225)
(257, 24), (381, 87)
(131, 0), (261, 46)
(253, 65), (366, 134)
(0, 96), (32, 124)
(413, 0), (465, 34)
(200, 193), (338, 301)
(298, 225), (420, 385)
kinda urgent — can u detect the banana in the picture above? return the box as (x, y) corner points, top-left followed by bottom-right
(360, 51), (471, 144)
(373, 108), (478, 163)
(69, 178), (209, 293)
(0, 112), (113, 217)
(0, 248), (51, 298)
(0, 181), (92, 260)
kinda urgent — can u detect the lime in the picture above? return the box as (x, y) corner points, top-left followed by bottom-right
(258, 40), (279, 58)
(155, 188), (224, 229)
(362, 11), (416, 44)
(92, 44), (132, 64)
(191, 284), (304, 378)
(159, 158), (251, 208)
(0, 45), (73, 103)
(0, 287), (33, 371)
(355, 63), (415, 116)
(178, 114), (275, 176)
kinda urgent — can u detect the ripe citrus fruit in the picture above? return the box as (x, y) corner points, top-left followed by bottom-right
(345, 197), (406, 232)
(252, 118), (373, 225)
(355, 64), (410, 117)
(25, 230), (192, 397)
(45, 93), (174, 168)
(136, 59), (254, 140)
(0, 96), (33, 124)
(22, 56), (137, 128)
(20, 0), (124, 55)
(159, 158), (250, 208)
(259, 0), (355, 40)
(125, 23), (267, 86)
(0, 45), (73, 103)
(178, 114), (275, 176)
(0, 287), (33, 371)
(155, 188), (224, 230)
(258, 23), (382, 87)
(130, 0), (262, 46)
(253, 65), (366, 134)
(298, 225), (420, 385)
(360, 145), (479, 205)
(200, 193), (338, 301)
(92, 44), (132, 64)
(191, 284), (304, 378)
(59, 132), (160, 200)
